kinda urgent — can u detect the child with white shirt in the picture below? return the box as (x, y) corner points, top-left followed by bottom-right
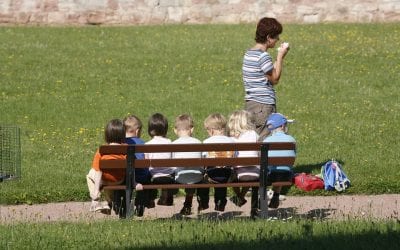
(199, 113), (235, 212)
(172, 114), (203, 215)
(146, 113), (175, 206)
(227, 110), (260, 216)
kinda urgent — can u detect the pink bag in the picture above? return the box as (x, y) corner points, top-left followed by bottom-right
(294, 173), (324, 191)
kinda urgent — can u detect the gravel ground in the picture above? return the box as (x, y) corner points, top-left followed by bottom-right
(1, 194), (399, 224)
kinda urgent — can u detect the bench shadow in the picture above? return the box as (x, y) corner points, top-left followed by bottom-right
(268, 207), (337, 220)
(157, 207), (336, 221)
(169, 211), (244, 221)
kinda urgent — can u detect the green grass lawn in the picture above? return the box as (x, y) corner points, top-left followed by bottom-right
(1, 219), (399, 249)
(0, 23), (399, 204)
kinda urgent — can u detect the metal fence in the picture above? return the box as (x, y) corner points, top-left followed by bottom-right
(0, 125), (21, 182)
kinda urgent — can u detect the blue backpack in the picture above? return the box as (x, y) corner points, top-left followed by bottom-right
(321, 160), (351, 192)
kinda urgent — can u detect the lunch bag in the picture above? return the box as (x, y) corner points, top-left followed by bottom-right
(294, 173), (324, 191)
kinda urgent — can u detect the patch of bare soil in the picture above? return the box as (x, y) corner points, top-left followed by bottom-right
(1, 194), (399, 224)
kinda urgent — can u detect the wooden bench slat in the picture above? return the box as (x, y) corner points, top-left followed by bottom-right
(102, 185), (126, 190)
(99, 142), (296, 154)
(100, 157), (295, 169)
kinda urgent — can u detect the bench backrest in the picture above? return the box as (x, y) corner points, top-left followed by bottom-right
(99, 142), (296, 170)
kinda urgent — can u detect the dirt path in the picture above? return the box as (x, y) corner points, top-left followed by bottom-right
(1, 194), (399, 224)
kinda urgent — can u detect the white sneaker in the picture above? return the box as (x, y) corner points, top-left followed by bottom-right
(279, 195), (286, 201)
(90, 200), (99, 212)
(267, 189), (274, 199)
(91, 201), (110, 212)
(96, 201), (110, 212)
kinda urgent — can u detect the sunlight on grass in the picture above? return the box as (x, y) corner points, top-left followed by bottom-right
(0, 23), (399, 204)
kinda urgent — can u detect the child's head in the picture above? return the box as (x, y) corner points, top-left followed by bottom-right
(204, 113), (227, 136)
(228, 110), (255, 138)
(148, 113), (168, 137)
(174, 114), (194, 137)
(266, 113), (291, 133)
(104, 119), (125, 144)
(123, 115), (143, 138)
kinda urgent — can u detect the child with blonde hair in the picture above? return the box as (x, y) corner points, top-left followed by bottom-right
(227, 110), (260, 215)
(123, 114), (154, 216)
(199, 113), (235, 212)
(172, 114), (203, 215)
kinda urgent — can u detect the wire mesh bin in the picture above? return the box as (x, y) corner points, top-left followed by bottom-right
(0, 125), (21, 182)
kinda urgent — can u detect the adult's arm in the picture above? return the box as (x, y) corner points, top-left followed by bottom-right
(266, 47), (289, 85)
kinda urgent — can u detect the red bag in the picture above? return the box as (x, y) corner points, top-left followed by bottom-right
(294, 173), (324, 191)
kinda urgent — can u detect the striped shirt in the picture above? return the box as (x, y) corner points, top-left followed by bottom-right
(242, 49), (276, 104)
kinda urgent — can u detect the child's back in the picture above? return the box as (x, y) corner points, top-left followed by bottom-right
(146, 135), (174, 177)
(227, 110), (260, 210)
(123, 115), (154, 216)
(200, 113), (234, 212)
(263, 112), (296, 209)
(146, 113), (175, 206)
(124, 115), (149, 180)
(87, 119), (126, 213)
(171, 114), (203, 215)
(173, 135), (202, 183)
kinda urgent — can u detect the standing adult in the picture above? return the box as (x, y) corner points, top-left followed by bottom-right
(242, 17), (290, 141)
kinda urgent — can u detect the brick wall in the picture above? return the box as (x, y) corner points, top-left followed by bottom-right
(1, 0), (399, 25)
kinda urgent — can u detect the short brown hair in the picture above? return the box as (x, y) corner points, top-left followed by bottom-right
(175, 114), (194, 131)
(204, 113), (227, 132)
(104, 119), (125, 144)
(148, 113), (168, 137)
(123, 115), (142, 133)
(255, 17), (282, 43)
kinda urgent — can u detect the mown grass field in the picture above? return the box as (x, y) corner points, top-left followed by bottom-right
(0, 23), (399, 204)
(1, 219), (399, 249)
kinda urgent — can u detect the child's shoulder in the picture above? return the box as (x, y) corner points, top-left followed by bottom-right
(204, 135), (235, 143)
(147, 136), (171, 144)
(239, 130), (259, 141)
(126, 137), (145, 145)
(173, 136), (201, 144)
(264, 132), (296, 143)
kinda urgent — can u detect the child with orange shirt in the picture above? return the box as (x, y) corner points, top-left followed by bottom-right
(86, 119), (143, 213)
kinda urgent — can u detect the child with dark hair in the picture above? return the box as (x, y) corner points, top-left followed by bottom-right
(243, 17), (290, 141)
(86, 119), (127, 213)
(145, 113), (175, 206)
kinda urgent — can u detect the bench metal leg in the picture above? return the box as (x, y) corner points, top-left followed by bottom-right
(124, 188), (135, 218)
(259, 143), (269, 219)
(259, 186), (268, 219)
(125, 146), (135, 218)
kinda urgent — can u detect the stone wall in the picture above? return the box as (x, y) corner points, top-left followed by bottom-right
(1, 0), (399, 25)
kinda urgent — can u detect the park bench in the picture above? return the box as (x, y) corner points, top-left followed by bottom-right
(99, 142), (296, 219)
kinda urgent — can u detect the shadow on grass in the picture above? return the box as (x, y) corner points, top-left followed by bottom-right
(129, 229), (399, 250)
(294, 159), (345, 173)
(157, 206), (336, 222)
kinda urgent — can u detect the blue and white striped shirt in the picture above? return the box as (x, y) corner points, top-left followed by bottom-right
(242, 49), (276, 104)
